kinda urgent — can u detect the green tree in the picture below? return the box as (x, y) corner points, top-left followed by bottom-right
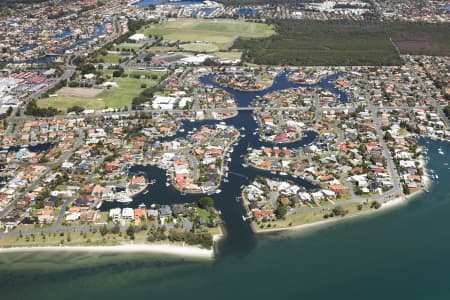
(275, 205), (287, 219)
(198, 196), (214, 209)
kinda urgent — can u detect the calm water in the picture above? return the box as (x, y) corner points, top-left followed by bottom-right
(1, 73), (449, 300)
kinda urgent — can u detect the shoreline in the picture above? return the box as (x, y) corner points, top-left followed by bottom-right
(252, 195), (406, 234)
(251, 152), (433, 234)
(0, 243), (214, 258)
(253, 179), (431, 235)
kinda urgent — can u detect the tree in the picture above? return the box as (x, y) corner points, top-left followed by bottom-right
(332, 205), (348, 217)
(198, 196), (214, 209)
(370, 201), (381, 209)
(126, 225), (135, 239)
(275, 205), (287, 219)
(111, 223), (120, 234)
(67, 105), (85, 114)
(100, 225), (108, 236)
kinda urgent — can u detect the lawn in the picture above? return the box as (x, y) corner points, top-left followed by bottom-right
(37, 76), (159, 112)
(213, 51), (242, 60)
(180, 42), (219, 53)
(95, 52), (123, 64)
(116, 43), (144, 51)
(256, 202), (377, 231)
(141, 18), (275, 51)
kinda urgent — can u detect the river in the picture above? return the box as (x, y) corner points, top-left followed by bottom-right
(0, 72), (449, 300)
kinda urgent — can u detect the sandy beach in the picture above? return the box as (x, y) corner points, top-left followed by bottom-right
(0, 243), (214, 259)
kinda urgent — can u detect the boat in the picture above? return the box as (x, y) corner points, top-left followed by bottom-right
(143, 190), (149, 195)
(179, 128), (185, 133)
(438, 148), (444, 155)
(270, 171), (276, 174)
(227, 158), (232, 162)
(165, 182), (170, 187)
(246, 147), (252, 151)
(240, 127), (245, 131)
(435, 174), (439, 179)
(150, 179), (156, 184)
(96, 201), (103, 209)
(280, 172), (287, 176)
(116, 195), (133, 204)
(223, 179), (229, 183)
(241, 163), (248, 168)
(216, 189), (222, 194)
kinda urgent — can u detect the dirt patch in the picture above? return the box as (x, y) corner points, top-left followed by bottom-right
(392, 35), (450, 56)
(57, 87), (103, 98)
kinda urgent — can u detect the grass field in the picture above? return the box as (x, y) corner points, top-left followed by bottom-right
(95, 52), (122, 64)
(213, 51), (242, 60)
(116, 43), (144, 51)
(38, 76), (160, 112)
(180, 42), (219, 53)
(142, 18), (275, 51)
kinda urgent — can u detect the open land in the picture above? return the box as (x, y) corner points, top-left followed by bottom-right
(141, 18), (275, 51)
(37, 76), (160, 112)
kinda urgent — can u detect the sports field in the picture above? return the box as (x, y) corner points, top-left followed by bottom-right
(141, 18), (275, 50)
(180, 42), (219, 53)
(37, 76), (159, 112)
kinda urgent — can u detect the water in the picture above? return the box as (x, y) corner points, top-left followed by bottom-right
(1, 73), (450, 299)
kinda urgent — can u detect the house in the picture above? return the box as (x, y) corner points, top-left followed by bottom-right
(122, 208), (134, 220)
(134, 208), (147, 225)
(329, 184), (346, 196)
(109, 208), (121, 223)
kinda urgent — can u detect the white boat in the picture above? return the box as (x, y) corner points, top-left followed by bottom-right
(116, 196), (133, 204)
(280, 172), (287, 176)
(246, 147), (252, 151)
(227, 158), (232, 162)
(179, 128), (185, 133)
(216, 189), (222, 194)
(270, 171), (276, 174)
(96, 201), (103, 209)
(165, 182), (170, 187)
(241, 163), (248, 168)
(143, 190), (149, 195)
(240, 127), (245, 131)
(435, 174), (439, 179)
(438, 148), (444, 155)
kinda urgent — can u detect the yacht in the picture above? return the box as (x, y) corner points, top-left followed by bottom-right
(116, 195), (133, 204)
(216, 189), (222, 194)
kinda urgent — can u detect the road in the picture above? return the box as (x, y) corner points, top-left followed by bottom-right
(0, 128), (84, 218)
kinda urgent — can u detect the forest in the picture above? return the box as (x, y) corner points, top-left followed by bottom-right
(232, 20), (450, 66)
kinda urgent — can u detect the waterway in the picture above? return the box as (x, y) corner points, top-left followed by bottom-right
(1, 73), (449, 299)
